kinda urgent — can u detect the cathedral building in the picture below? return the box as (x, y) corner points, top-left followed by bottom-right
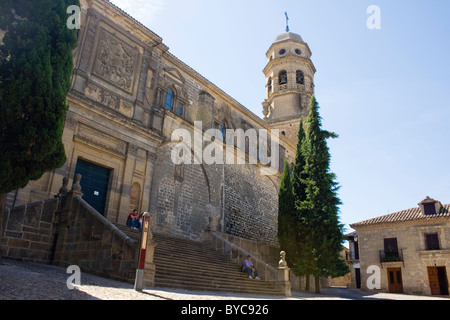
(6, 0), (316, 247)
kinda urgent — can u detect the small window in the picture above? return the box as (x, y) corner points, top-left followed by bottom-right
(176, 103), (184, 116)
(423, 203), (437, 215)
(219, 122), (226, 141)
(296, 70), (304, 84)
(164, 88), (175, 111)
(279, 71), (287, 85)
(279, 49), (286, 55)
(268, 77), (272, 94)
(295, 48), (302, 55)
(426, 233), (440, 250)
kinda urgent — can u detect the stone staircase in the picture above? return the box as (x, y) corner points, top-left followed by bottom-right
(114, 224), (282, 296)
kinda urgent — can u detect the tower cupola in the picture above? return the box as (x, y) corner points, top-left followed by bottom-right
(262, 29), (316, 144)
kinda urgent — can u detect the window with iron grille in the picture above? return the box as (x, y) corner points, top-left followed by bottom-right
(425, 233), (440, 250)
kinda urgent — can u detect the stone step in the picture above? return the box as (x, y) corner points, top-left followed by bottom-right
(153, 278), (278, 295)
(114, 224), (281, 295)
(155, 270), (276, 291)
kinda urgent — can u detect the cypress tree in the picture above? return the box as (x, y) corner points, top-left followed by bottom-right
(278, 159), (296, 264)
(299, 95), (348, 293)
(292, 119), (307, 204)
(286, 119), (314, 289)
(0, 0), (79, 262)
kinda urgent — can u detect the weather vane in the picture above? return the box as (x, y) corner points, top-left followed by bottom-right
(285, 11), (290, 32)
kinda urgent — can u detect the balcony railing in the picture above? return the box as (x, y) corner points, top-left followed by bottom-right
(379, 249), (404, 264)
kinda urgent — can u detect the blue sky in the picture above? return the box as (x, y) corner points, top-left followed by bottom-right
(109, 0), (450, 233)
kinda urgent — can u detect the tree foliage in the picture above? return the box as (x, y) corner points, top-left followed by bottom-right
(278, 159), (296, 265)
(299, 96), (348, 285)
(278, 95), (349, 292)
(0, 0), (79, 193)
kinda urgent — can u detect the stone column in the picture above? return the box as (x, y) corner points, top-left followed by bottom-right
(276, 251), (292, 297)
(118, 144), (137, 221)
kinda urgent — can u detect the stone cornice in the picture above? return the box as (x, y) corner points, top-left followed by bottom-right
(90, 0), (166, 48)
(263, 56), (316, 75)
(67, 91), (165, 146)
(265, 40), (313, 59)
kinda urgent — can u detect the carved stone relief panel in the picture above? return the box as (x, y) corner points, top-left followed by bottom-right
(93, 28), (139, 95)
(85, 82), (133, 118)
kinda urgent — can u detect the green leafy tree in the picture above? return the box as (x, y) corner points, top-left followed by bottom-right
(297, 95), (348, 293)
(0, 0), (79, 262)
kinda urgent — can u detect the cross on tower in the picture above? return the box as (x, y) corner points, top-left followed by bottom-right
(285, 12), (289, 32)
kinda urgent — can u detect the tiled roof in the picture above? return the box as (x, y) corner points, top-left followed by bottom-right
(350, 204), (450, 228)
(345, 231), (357, 238)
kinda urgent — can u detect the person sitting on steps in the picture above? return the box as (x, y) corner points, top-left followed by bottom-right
(242, 255), (260, 280)
(126, 209), (139, 229)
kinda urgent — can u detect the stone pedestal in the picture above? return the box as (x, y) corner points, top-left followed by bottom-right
(276, 251), (291, 296)
(277, 267), (292, 297)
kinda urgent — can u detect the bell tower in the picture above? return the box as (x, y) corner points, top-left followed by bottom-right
(262, 29), (316, 144)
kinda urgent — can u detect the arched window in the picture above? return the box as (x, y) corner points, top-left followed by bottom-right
(279, 71), (287, 85)
(164, 88), (175, 111)
(296, 70), (304, 84)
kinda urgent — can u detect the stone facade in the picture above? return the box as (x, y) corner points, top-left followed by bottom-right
(350, 197), (450, 296)
(6, 0), (314, 248)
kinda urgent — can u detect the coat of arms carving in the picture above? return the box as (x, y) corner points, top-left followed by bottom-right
(93, 29), (138, 94)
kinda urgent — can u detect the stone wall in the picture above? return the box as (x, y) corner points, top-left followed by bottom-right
(1, 199), (58, 264)
(224, 164), (280, 247)
(1, 191), (138, 283)
(355, 219), (450, 295)
(52, 193), (138, 282)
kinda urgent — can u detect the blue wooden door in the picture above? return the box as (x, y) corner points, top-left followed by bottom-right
(74, 159), (111, 216)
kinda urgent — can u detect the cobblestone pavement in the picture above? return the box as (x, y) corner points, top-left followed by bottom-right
(1, 259), (448, 301)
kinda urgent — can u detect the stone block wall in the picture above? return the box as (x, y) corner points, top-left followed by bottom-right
(355, 219), (450, 295)
(1, 192), (138, 283)
(1, 199), (58, 264)
(224, 164), (279, 247)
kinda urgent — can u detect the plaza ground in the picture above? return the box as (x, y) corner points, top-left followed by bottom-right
(1, 258), (448, 301)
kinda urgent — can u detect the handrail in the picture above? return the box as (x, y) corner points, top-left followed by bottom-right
(74, 196), (136, 248)
(208, 231), (277, 280)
